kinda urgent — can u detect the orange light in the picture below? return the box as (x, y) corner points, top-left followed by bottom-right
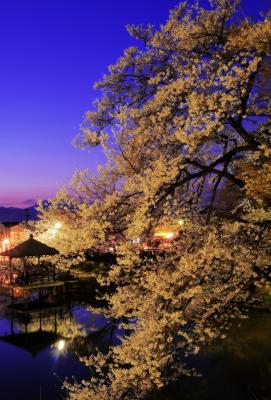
(154, 231), (175, 239)
(165, 232), (174, 239)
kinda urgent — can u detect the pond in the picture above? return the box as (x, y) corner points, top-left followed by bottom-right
(0, 284), (271, 400)
(0, 284), (121, 400)
(160, 310), (271, 400)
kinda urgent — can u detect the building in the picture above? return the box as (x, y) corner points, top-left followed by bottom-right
(0, 222), (29, 255)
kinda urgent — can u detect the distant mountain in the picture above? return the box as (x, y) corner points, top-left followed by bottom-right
(0, 205), (39, 223)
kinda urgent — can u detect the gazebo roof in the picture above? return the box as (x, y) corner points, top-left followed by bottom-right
(0, 234), (59, 258)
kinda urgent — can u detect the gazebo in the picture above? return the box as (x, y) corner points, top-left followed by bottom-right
(0, 234), (59, 286)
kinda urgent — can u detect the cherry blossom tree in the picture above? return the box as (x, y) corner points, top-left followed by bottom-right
(37, 1), (271, 398)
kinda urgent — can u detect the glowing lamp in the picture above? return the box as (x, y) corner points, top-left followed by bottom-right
(165, 232), (174, 239)
(154, 231), (175, 240)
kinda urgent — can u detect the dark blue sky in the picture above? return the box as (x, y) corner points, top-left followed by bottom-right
(0, 0), (268, 208)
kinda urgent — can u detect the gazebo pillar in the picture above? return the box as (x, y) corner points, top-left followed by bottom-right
(9, 257), (14, 305)
(9, 257), (13, 284)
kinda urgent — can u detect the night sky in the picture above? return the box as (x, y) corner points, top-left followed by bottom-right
(0, 0), (268, 208)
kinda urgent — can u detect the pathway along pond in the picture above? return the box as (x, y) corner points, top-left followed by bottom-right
(0, 282), (271, 400)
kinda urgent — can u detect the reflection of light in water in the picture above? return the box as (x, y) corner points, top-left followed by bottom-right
(51, 339), (68, 359)
(56, 339), (66, 352)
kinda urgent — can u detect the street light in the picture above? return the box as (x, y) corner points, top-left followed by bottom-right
(2, 238), (10, 251)
(47, 222), (62, 238)
(165, 232), (174, 239)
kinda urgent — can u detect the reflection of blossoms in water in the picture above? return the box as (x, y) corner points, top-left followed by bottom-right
(16, 312), (87, 340)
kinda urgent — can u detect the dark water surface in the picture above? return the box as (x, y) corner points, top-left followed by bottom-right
(0, 287), (271, 400)
(161, 311), (271, 400)
(0, 287), (120, 400)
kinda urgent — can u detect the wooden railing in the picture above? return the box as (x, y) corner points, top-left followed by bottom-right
(14, 270), (72, 286)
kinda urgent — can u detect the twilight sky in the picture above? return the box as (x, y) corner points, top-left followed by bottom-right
(0, 0), (268, 208)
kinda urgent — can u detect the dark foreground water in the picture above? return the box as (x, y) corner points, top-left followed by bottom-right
(162, 311), (271, 400)
(0, 286), (121, 400)
(0, 287), (271, 400)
